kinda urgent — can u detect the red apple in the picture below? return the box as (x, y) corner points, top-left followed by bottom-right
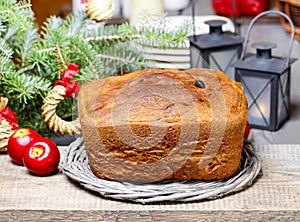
(244, 121), (250, 139)
(7, 128), (40, 165)
(22, 137), (60, 176)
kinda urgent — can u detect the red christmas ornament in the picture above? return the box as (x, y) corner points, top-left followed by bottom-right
(22, 137), (60, 176)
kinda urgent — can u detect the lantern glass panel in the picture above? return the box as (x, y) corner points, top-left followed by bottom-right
(209, 49), (239, 79)
(189, 45), (240, 79)
(243, 75), (272, 127)
(235, 70), (273, 128)
(190, 45), (207, 68)
(278, 71), (290, 127)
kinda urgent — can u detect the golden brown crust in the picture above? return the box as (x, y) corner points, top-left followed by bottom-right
(78, 68), (248, 183)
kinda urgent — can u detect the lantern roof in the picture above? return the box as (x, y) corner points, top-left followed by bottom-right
(188, 20), (244, 50)
(234, 42), (296, 74)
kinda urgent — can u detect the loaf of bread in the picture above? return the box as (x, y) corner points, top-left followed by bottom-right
(77, 68), (248, 183)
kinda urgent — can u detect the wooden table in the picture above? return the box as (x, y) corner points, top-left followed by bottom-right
(1, 144), (300, 221)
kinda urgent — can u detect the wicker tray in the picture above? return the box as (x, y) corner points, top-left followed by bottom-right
(60, 137), (262, 204)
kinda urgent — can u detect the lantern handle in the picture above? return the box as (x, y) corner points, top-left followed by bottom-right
(240, 10), (294, 67)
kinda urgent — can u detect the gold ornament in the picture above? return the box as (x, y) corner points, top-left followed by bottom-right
(0, 97), (15, 152)
(0, 119), (14, 152)
(42, 85), (81, 135)
(85, 0), (114, 22)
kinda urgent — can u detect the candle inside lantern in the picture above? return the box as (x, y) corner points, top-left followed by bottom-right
(130, 0), (164, 26)
(249, 99), (270, 127)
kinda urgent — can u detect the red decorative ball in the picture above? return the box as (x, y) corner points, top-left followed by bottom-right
(22, 137), (60, 176)
(7, 128), (40, 165)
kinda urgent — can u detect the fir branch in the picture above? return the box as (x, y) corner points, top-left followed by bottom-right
(2, 73), (51, 106)
(0, 39), (13, 65)
(67, 37), (97, 66)
(83, 21), (188, 50)
(98, 42), (150, 74)
(82, 23), (141, 45)
(2, 27), (16, 41)
(97, 52), (145, 68)
(0, 22), (6, 34)
(75, 59), (106, 82)
(84, 33), (144, 42)
(36, 47), (57, 53)
(16, 28), (39, 66)
(41, 16), (63, 33)
(0, 0), (34, 33)
(138, 25), (189, 49)
(62, 10), (87, 37)
(18, 63), (35, 74)
(40, 16), (63, 42)
(27, 43), (61, 81)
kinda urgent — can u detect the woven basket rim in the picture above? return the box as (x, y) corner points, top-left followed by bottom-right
(276, 0), (300, 6)
(60, 137), (262, 204)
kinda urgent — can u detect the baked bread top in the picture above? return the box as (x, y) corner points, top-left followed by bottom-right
(81, 68), (247, 127)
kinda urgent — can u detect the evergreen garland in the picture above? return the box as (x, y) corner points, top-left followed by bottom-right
(0, 0), (189, 135)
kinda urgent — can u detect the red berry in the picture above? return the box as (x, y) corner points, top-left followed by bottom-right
(7, 128), (40, 165)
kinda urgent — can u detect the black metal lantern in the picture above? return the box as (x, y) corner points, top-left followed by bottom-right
(234, 10), (296, 131)
(188, 0), (244, 79)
